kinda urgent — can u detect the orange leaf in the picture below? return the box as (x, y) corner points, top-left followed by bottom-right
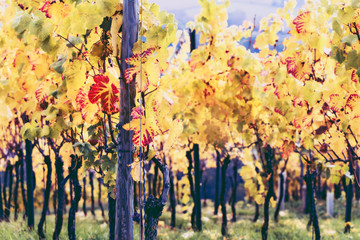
(281, 140), (295, 159)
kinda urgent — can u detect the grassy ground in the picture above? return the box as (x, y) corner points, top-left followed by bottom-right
(1, 197), (359, 239)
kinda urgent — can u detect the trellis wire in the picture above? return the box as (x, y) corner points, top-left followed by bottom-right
(139, 0), (146, 238)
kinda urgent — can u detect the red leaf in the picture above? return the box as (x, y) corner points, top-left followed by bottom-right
(292, 118), (301, 129)
(351, 70), (358, 83)
(345, 94), (360, 112)
(76, 87), (95, 119)
(88, 75), (119, 115)
(35, 84), (47, 103)
(293, 12), (310, 34)
(131, 107), (144, 120)
(285, 57), (297, 75)
(329, 94), (341, 113)
(125, 48), (155, 66)
(132, 127), (155, 147)
(274, 107), (283, 115)
(123, 48), (155, 92)
(123, 107), (157, 147)
(76, 87), (88, 110)
(39, 1), (51, 18)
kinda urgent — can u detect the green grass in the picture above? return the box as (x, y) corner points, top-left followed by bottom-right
(0, 209), (109, 240)
(1, 197), (360, 239)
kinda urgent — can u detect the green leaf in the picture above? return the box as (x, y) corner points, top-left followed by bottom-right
(341, 35), (358, 46)
(345, 50), (360, 70)
(20, 122), (37, 141)
(49, 123), (62, 139)
(42, 106), (58, 121)
(29, 11), (54, 42)
(101, 155), (115, 170)
(103, 171), (115, 185)
(50, 55), (67, 74)
(344, 171), (354, 185)
(11, 12), (32, 38)
(332, 18), (342, 36)
(87, 122), (101, 136)
(66, 36), (82, 48)
(331, 46), (345, 64)
(39, 125), (51, 137)
(73, 142), (97, 163)
(56, 116), (69, 130)
(341, 119), (350, 132)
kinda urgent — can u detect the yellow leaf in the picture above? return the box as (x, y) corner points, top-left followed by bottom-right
(110, 14), (123, 58)
(129, 160), (145, 182)
(39, 125), (50, 137)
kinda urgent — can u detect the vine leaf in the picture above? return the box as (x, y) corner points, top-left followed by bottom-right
(293, 11), (310, 34)
(123, 107), (158, 147)
(281, 140), (295, 159)
(88, 75), (119, 115)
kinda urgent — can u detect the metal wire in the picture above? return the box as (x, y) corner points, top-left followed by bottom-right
(139, 0), (145, 239)
(124, 0), (134, 237)
(43, 165), (46, 232)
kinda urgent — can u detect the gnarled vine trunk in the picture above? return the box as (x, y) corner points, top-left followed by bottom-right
(152, 165), (158, 197)
(53, 187), (57, 214)
(25, 138), (35, 230)
(98, 178), (105, 217)
(83, 176), (87, 216)
(193, 144), (202, 231)
(306, 163), (320, 240)
(261, 146), (275, 240)
(68, 155), (82, 240)
(186, 150), (196, 230)
(344, 147), (354, 234)
(108, 191), (116, 240)
(89, 170), (95, 216)
(253, 165), (260, 222)
(214, 150), (221, 215)
(4, 162), (13, 222)
(231, 158), (238, 222)
(19, 148), (27, 220)
(14, 161), (20, 221)
(144, 158), (170, 240)
(38, 155), (52, 239)
(169, 170), (176, 229)
(220, 155), (230, 236)
(53, 156), (65, 240)
(0, 168), (3, 221)
(274, 172), (284, 222)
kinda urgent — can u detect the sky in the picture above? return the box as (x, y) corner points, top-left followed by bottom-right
(150, 0), (305, 28)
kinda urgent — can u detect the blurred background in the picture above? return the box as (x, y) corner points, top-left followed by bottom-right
(150, 0), (305, 28)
